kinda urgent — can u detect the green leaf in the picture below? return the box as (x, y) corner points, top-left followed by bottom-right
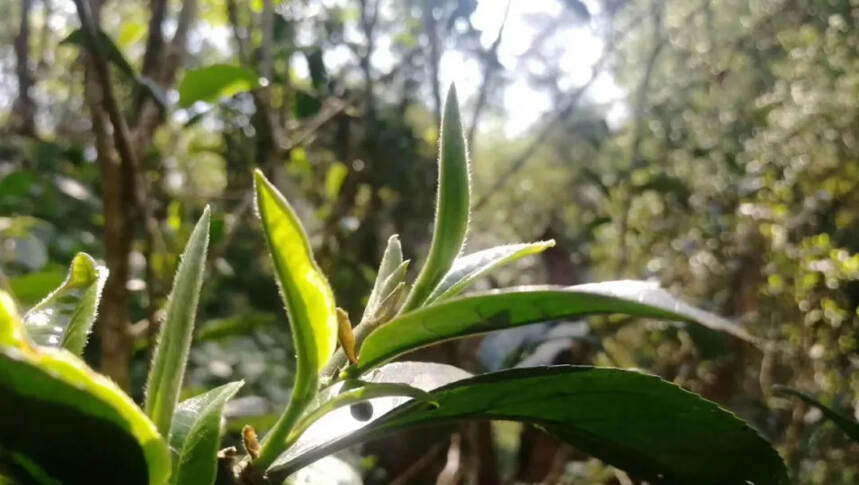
(362, 235), (403, 322)
(146, 208), (211, 437)
(253, 170), (338, 467)
(272, 366), (788, 485)
(304, 48), (328, 92)
(403, 85), (471, 311)
(0, 170), (36, 199)
(364, 261), (409, 322)
(357, 281), (752, 372)
(774, 385), (859, 443)
(117, 21), (146, 48)
(60, 28), (165, 109)
(0, 291), (26, 347)
(178, 65), (259, 107)
(292, 90), (322, 118)
(196, 312), (278, 342)
(60, 28), (136, 78)
(425, 241), (555, 303)
(324, 162), (348, 200)
(169, 381), (243, 485)
(0, 294), (170, 485)
(7, 265), (67, 307)
(23, 252), (107, 355)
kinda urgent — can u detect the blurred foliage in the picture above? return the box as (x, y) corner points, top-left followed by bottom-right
(1, 0), (858, 483)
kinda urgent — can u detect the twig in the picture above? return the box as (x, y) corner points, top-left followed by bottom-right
(390, 443), (445, 485)
(73, 0), (139, 178)
(424, 0), (442, 127)
(137, 0), (167, 94)
(466, 0), (511, 150)
(471, 56), (606, 212)
(74, 0), (167, 388)
(226, 0), (250, 63)
(261, 0), (274, 81)
(471, 6), (651, 212)
(14, 0), (36, 136)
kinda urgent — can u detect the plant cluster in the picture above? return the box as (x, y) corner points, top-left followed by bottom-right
(0, 88), (792, 484)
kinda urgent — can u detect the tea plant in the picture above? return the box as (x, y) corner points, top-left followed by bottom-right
(0, 87), (789, 484)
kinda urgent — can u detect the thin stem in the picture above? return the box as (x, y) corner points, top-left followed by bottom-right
(253, 393), (311, 470)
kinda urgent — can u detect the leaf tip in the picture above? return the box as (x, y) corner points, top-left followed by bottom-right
(442, 85), (463, 130)
(445, 83), (459, 106)
(199, 204), (212, 227)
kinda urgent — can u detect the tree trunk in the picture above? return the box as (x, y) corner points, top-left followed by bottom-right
(14, 0), (36, 137)
(80, 0), (136, 390)
(84, 62), (135, 391)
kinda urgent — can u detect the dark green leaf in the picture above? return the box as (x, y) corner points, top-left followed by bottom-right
(60, 28), (135, 78)
(0, 171), (36, 199)
(146, 208), (211, 436)
(7, 265), (66, 307)
(178, 65), (259, 107)
(636, 174), (691, 206)
(23, 253), (107, 355)
(403, 85), (471, 311)
(0, 292), (170, 485)
(358, 281), (752, 372)
(273, 366), (788, 485)
(293, 90), (322, 118)
(59, 28), (165, 108)
(169, 381), (243, 485)
(425, 241), (555, 303)
(774, 385), (859, 443)
(304, 48), (328, 92)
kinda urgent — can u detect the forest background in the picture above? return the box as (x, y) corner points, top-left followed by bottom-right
(1, 0), (858, 483)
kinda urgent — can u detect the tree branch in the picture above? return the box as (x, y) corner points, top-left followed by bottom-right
(423, 0), (442, 127)
(72, 0), (140, 196)
(472, 7), (647, 212)
(138, 0), (167, 87)
(14, 0), (36, 136)
(76, 0), (137, 389)
(467, 0), (511, 150)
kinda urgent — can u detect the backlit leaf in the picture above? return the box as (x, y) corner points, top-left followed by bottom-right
(146, 208), (211, 436)
(253, 170), (338, 467)
(0, 295), (170, 485)
(178, 65), (259, 107)
(358, 281), (752, 371)
(23, 253), (107, 355)
(403, 86), (471, 311)
(425, 241), (555, 303)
